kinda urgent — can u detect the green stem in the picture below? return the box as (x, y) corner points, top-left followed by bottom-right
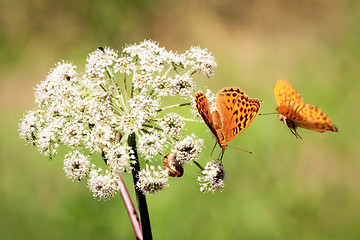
(194, 160), (204, 171)
(158, 102), (191, 112)
(106, 66), (121, 94)
(122, 74), (130, 110)
(106, 66), (129, 113)
(128, 133), (153, 240)
(179, 117), (203, 123)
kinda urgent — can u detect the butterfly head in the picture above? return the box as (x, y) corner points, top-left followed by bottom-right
(278, 113), (302, 139)
(219, 140), (227, 149)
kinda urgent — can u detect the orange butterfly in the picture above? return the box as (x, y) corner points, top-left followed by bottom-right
(273, 79), (338, 138)
(195, 87), (261, 151)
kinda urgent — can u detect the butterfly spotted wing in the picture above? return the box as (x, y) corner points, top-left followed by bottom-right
(195, 91), (226, 148)
(273, 79), (338, 138)
(217, 87), (261, 142)
(195, 87), (261, 149)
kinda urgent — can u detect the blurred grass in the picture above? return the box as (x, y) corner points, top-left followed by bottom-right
(1, 0), (360, 239)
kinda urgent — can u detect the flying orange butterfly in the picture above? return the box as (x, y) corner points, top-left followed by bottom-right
(195, 87), (261, 154)
(273, 79), (338, 138)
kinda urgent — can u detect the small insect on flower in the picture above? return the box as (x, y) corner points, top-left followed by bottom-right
(34, 61), (78, 108)
(198, 159), (225, 193)
(85, 47), (118, 80)
(163, 154), (184, 177)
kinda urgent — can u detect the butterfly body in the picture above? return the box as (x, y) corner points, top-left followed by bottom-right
(274, 80), (338, 137)
(195, 87), (261, 149)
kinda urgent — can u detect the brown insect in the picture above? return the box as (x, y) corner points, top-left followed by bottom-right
(163, 154), (184, 177)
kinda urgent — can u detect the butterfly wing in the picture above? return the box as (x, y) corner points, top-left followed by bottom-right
(274, 79), (338, 133)
(274, 79), (306, 123)
(217, 87), (261, 142)
(274, 79), (304, 106)
(195, 91), (223, 145)
(294, 104), (338, 132)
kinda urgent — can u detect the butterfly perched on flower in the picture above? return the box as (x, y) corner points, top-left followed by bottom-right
(273, 79), (338, 138)
(195, 87), (261, 150)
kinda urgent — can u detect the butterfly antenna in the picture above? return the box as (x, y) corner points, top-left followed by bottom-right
(228, 145), (253, 154)
(258, 112), (278, 116)
(284, 119), (302, 139)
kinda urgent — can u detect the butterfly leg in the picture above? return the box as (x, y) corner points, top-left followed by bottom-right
(210, 142), (217, 159)
(288, 127), (301, 139)
(219, 148), (225, 161)
(285, 119), (302, 139)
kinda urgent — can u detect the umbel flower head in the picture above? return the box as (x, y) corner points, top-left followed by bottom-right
(198, 159), (225, 193)
(19, 40), (218, 198)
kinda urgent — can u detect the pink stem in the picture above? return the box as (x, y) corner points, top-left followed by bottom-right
(116, 173), (143, 240)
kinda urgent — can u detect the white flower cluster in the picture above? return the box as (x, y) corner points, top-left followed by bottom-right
(185, 46), (217, 77)
(86, 46), (118, 80)
(19, 40), (216, 198)
(160, 113), (184, 138)
(136, 165), (169, 195)
(172, 134), (204, 164)
(114, 40), (216, 98)
(198, 159), (225, 193)
(138, 131), (167, 161)
(105, 144), (135, 173)
(87, 168), (119, 200)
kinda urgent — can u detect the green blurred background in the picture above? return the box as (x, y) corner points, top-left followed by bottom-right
(1, 0), (359, 239)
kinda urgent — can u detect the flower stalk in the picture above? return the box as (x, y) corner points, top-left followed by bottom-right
(128, 133), (153, 240)
(116, 173), (143, 240)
